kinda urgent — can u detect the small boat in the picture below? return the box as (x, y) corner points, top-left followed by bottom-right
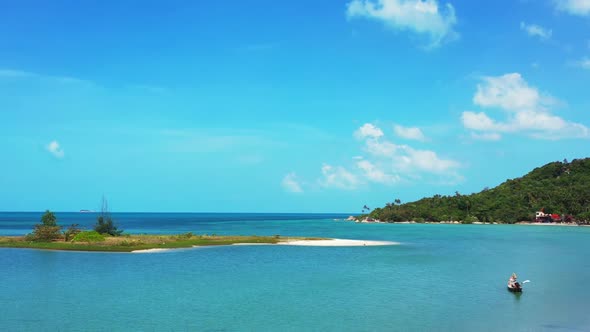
(507, 272), (522, 292)
(507, 282), (522, 292)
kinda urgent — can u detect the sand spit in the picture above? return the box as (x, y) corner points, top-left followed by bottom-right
(130, 239), (399, 252)
(131, 248), (177, 253)
(277, 239), (399, 246)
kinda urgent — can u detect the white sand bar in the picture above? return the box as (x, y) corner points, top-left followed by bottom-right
(278, 239), (399, 246)
(131, 248), (175, 253)
(131, 239), (398, 252)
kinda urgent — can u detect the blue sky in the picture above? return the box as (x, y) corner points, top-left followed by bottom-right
(1, 0), (589, 213)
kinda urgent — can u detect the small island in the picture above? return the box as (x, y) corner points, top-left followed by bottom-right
(0, 233), (329, 252)
(0, 204), (396, 252)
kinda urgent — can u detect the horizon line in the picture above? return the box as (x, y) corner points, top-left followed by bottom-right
(0, 211), (357, 215)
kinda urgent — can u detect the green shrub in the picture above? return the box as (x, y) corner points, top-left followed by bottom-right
(27, 210), (62, 241)
(578, 211), (590, 222)
(30, 225), (62, 241)
(94, 216), (123, 236)
(72, 231), (105, 242)
(63, 224), (82, 241)
(462, 215), (479, 224)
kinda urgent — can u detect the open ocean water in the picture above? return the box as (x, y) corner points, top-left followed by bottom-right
(1, 212), (589, 331)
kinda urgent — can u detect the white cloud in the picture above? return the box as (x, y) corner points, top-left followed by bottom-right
(354, 123), (384, 139)
(575, 57), (590, 69)
(47, 140), (64, 158)
(356, 159), (400, 184)
(473, 73), (550, 112)
(360, 123), (460, 175)
(346, 0), (458, 47)
(319, 163), (361, 190)
(401, 148), (460, 173)
(394, 124), (426, 141)
(282, 172), (304, 193)
(461, 111), (502, 131)
(365, 138), (399, 156)
(554, 0), (590, 16)
(520, 22), (552, 40)
(463, 73), (589, 140)
(294, 123), (461, 191)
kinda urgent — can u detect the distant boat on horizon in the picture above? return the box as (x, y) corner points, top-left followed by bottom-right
(79, 210), (94, 213)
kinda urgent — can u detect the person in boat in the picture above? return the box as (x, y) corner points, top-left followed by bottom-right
(508, 273), (519, 288)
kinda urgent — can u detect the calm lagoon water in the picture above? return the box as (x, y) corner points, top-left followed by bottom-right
(1, 212), (590, 331)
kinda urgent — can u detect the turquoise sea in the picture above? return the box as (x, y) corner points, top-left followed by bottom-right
(1, 212), (590, 331)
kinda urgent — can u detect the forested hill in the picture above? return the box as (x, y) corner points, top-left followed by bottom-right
(366, 158), (590, 224)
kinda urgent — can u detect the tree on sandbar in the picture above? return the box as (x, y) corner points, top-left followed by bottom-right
(28, 210), (62, 241)
(94, 196), (123, 236)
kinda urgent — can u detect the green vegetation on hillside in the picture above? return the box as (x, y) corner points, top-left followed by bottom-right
(365, 158), (590, 224)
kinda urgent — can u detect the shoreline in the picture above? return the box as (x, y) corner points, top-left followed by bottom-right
(345, 219), (588, 227)
(129, 239), (399, 253)
(276, 238), (398, 246)
(130, 239), (398, 252)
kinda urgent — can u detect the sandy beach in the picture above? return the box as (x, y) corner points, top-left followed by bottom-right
(130, 239), (399, 251)
(131, 248), (176, 253)
(515, 222), (584, 227)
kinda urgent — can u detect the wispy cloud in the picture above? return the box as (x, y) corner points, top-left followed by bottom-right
(282, 172), (304, 193)
(161, 130), (280, 153)
(520, 22), (552, 40)
(319, 164), (361, 190)
(47, 140), (64, 158)
(574, 57), (590, 69)
(346, 0), (458, 48)
(462, 73), (589, 140)
(356, 159), (401, 184)
(554, 0), (590, 16)
(0, 68), (168, 92)
(0, 68), (92, 85)
(393, 124), (426, 141)
(0, 69), (35, 78)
